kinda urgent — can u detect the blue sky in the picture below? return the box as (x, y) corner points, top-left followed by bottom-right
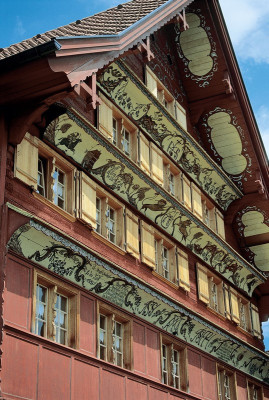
(1, 0), (269, 349)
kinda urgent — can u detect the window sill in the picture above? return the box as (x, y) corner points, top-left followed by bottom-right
(207, 306), (226, 321)
(237, 325), (253, 338)
(152, 271), (179, 290)
(32, 192), (76, 222)
(91, 230), (126, 255)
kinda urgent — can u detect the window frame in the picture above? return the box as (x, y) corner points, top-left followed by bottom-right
(145, 66), (187, 131)
(154, 234), (177, 285)
(247, 380), (263, 400)
(160, 335), (188, 391)
(97, 302), (133, 370)
(98, 92), (138, 162)
(32, 269), (79, 348)
(217, 365), (237, 400)
(94, 188), (125, 249)
(37, 141), (76, 216)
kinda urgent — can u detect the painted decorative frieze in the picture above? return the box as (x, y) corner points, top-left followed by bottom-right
(97, 61), (241, 211)
(201, 108), (252, 190)
(43, 111), (264, 295)
(175, 11), (218, 87)
(8, 221), (269, 384)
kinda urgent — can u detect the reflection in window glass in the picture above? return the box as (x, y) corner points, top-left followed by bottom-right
(53, 167), (65, 209)
(35, 284), (48, 337)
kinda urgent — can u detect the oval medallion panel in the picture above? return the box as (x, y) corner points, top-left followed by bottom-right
(180, 13), (213, 76)
(242, 210), (269, 271)
(208, 111), (247, 175)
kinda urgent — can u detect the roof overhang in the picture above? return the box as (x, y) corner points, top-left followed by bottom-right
(48, 0), (194, 84)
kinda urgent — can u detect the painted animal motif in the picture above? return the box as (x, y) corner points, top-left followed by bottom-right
(141, 199), (167, 214)
(82, 149), (101, 172)
(58, 132), (82, 152)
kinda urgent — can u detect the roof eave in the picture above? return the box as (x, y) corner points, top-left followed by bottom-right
(55, 0), (193, 57)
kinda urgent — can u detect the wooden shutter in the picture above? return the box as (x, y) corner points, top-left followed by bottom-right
(216, 210), (225, 239)
(125, 209), (140, 259)
(140, 221), (155, 269)
(250, 304), (262, 339)
(146, 68), (158, 97)
(98, 93), (113, 140)
(177, 248), (190, 291)
(14, 133), (38, 189)
(217, 282), (225, 316)
(140, 133), (150, 175)
(191, 183), (203, 219)
(196, 263), (209, 304)
(78, 172), (96, 227)
(175, 101), (187, 131)
(223, 284), (231, 320)
(151, 143), (164, 186)
(116, 207), (124, 248)
(230, 288), (240, 324)
(168, 246), (177, 283)
(166, 100), (175, 116)
(182, 175), (192, 210)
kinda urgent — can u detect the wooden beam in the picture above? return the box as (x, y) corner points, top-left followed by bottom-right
(73, 72), (101, 110)
(137, 36), (155, 62)
(244, 232), (269, 247)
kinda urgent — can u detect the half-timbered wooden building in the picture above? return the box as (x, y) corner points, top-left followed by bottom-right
(0, 0), (268, 398)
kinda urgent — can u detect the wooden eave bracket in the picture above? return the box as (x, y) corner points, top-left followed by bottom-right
(73, 72), (101, 110)
(223, 70), (234, 95)
(176, 9), (189, 31)
(255, 169), (268, 198)
(137, 36), (155, 62)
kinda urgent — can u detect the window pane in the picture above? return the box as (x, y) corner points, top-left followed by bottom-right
(35, 284), (47, 338)
(54, 293), (68, 345)
(37, 303), (45, 319)
(53, 167), (65, 209)
(37, 320), (46, 336)
(37, 157), (46, 196)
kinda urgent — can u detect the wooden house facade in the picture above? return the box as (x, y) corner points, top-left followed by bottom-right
(0, 0), (268, 398)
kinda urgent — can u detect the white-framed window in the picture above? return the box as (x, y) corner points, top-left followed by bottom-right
(113, 320), (123, 367)
(154, 237), (175, 283)
(96, 197), (101, 234)
(122, 127), (130, 156)
(97, 302), (132, 369)
(54, 293), (68, 345)
(14, 133), (76, 216)
(32, 270), (79, 348)
(37, 156), (47, 197)
(145, 66), (187, 130)
(112, 117), (118, 145)
(107, 205), (116, 244)
(162, 246), (169, 280)
(197, 264), (225, 317)
(161, 336), (188, 391)
(168, 170), (175, 196)
(162, 343), (168, 384)
(217, 366), (236, 400)
(247, 381), (263, 400)
(141, 222), (190, 291)
(98, 92), (138, 162)
(53, 167), (65, 209)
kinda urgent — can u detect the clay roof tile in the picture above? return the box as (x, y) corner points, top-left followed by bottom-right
(0, 0), (169, 59)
